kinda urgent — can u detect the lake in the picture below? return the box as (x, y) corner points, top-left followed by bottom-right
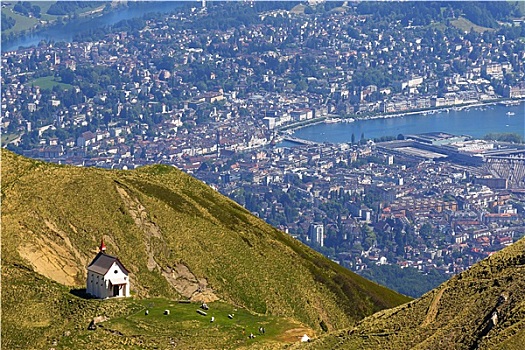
(2, 2), (184, 52)
(285, 102), (525, 145)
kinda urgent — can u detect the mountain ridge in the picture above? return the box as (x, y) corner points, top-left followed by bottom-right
(298, 233), (525, 349)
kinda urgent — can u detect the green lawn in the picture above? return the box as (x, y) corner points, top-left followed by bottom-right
(29, 75), (73, 90)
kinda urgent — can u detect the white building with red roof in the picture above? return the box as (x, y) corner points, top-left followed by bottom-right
(86, 239), (130, 299)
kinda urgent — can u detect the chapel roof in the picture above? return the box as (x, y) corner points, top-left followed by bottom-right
(87, 252), (129, 275)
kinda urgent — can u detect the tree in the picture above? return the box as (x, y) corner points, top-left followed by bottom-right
(59, 68), (76, 85)
(14, 3), (29, 16)
(360, 132), (366, 144)
(32, 5), (41, 18)
(1, 13), (16, 31)
(294, 79), (308, 92)
(358, 264), (448, 298)
(420, 223), (433, 239)
(362, 225), (376, 251)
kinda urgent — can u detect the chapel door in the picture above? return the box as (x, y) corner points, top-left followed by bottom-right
(113, 285), (120, 297)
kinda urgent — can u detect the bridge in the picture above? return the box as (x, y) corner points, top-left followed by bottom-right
(282, 136), (318, 146)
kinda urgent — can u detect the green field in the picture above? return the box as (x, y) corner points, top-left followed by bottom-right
(2, 2), (56, 36)
(29, 75), (73, 90)
(2, 8), (35, 35)
(102, 298), (304, 348)
(50, 296), (308, 349)
(451, 17), (495, 33)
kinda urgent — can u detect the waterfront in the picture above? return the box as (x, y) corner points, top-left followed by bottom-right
(286, 102), (525, 145)
(2, 2), (183, 52)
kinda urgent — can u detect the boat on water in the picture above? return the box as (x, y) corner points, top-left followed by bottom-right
(506, 111), (515, 116)
(499, 100), (522, 106)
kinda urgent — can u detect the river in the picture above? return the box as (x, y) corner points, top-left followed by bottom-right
(284, 102), (525, 146)
(2, 2), (184, 52)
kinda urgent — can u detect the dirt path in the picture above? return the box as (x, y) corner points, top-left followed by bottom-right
(422, 287), (447, 327)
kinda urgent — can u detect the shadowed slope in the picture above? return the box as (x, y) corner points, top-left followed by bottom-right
(1, 150), (410, 348)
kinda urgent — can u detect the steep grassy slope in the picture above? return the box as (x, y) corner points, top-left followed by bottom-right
(1, 150), (410, 348)
(300, 236), (525, 349)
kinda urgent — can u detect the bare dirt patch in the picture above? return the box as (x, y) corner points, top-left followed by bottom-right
(162, 263), (219, 303)
(44, 219), (85, 263)
(276, 327), (314, 343)
(18, 234), (80, 286)
(116, 185), (161, 271)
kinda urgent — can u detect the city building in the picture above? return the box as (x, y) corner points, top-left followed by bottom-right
(309, 223), (324, 247)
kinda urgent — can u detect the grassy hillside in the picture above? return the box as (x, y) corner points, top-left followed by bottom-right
(300, 235), (525, 349)
(451, 17), (495, 33)
(1, 149), (410, 349)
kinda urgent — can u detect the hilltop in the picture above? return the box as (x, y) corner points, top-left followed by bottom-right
(298, 235), (525, 349)
(1, 150), (410, 349)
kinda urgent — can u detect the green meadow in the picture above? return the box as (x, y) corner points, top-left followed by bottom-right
(29, 75), (73, 90)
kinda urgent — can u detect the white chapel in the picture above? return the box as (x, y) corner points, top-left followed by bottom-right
(86, 239), (130, 299)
